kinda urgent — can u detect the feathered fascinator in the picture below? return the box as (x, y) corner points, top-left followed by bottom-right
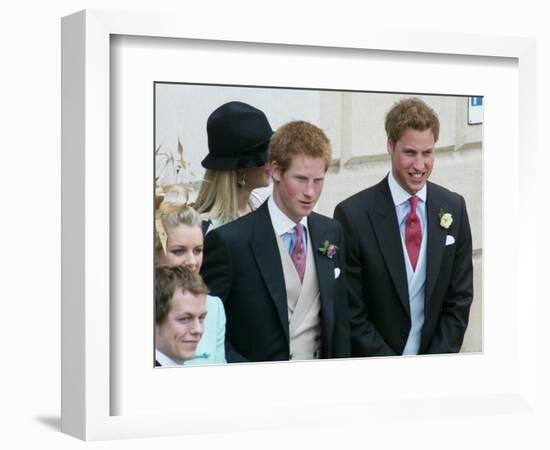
(155, 139), (199, 254)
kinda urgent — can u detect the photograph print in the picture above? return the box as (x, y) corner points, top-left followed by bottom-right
(153, 83), (483, 367)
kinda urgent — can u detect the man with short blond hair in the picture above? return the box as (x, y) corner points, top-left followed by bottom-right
(202, 120), (350, 363)
(334, 97), (473, 356)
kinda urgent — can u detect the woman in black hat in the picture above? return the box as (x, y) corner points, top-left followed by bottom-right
(194, 101), (273, 232)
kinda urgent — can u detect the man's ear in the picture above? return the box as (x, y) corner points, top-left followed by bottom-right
(271, 161), (281, 183)
(387, 139), (395, 155)
(154, 323), (160, 339)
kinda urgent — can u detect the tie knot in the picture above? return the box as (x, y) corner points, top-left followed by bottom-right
(294, 223), (304, 238)
(409, 195), (419, 211)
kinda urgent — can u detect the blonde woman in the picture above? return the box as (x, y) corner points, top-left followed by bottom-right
(155, 200), (226, 365)
(195, 101), (273, 232)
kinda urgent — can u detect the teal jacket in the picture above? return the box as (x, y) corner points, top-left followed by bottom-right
(184, 295), (227, 365)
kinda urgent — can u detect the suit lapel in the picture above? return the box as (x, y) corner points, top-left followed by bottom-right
(425, 183), (448, 304)
(308, 212), (335, 353)
(369, 178), (410, 316)
(250, 203), (289, 343)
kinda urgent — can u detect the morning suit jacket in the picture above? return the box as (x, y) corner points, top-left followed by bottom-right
(333, 177), (473, 356)
(201, 200), (351, 363)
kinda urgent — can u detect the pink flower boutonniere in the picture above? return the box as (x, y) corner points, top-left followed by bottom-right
(319, 240), (339, 259)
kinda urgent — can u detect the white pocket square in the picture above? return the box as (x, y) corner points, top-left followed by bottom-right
(445, 235), (455, 246)
(334, 268), (341, 279)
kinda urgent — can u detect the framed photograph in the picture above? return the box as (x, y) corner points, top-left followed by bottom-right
(152, 83), (483, 363)
(61, 9), (537, 440)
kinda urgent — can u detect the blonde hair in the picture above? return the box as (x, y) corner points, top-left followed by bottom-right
(385, 97), (440, 144)
(154, 202), (201, 252)
(194, 169), (240, 226)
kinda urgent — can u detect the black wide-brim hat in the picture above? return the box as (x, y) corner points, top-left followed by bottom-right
(201, 101), (273, 171)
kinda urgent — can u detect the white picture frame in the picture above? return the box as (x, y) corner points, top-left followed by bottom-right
(61, 9), (537, 441)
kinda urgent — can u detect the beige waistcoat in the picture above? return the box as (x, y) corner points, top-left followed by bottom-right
(275, 232), (322, 360)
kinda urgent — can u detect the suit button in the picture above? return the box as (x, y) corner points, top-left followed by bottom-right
(313, 351), (318, 358)
(289, 354), (294, 360)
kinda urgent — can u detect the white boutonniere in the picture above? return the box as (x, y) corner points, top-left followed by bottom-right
(438, 208), (453, 229)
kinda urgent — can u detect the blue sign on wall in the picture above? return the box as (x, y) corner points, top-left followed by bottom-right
(468, 96), (483, 124)
(470, 97), (483, 107)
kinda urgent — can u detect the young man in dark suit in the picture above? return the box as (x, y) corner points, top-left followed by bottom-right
(201, 121), (350, 363)
(334, 98), (473, 356)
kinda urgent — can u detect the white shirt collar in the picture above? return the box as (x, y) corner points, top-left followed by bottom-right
(155, 349), (185, 367)
(387, 171), (427, 206)
(268, 195), (309, 236)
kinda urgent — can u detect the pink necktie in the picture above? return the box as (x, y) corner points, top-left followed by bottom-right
(291, 223), (306, 283)
(405, 196), (422, 270)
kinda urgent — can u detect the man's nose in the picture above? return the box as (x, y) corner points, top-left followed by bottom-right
(190, 319), (203, 336)
(304, 181), (315, 197)
(412, 154), (424, 170)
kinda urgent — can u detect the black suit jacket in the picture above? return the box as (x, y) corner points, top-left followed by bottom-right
(201, 201), (351, 363)
(333, 177), (473, 356)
